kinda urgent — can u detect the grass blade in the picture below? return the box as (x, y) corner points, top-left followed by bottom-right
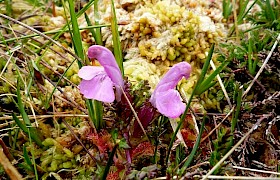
(229, 86), (242, 147)
(68, 0), (84, 67)
(196, 60), (229, 95)
(179, 116), (206, 176)
(265, 0), (276, 21)
(111, 0), (124, 75)
(222, 0), (232, 20)
(16, 81), (31, 126)
(194, 44), (216, 94)
(23, 145), (33, 170)
(228, 0), (258, 36)
(93, 0), (103, 45)
(165, 44), (215, 165)
(44, 58), (77, 109)
(0, 25), (109, 44)
(196, 44), (215, 87)
(248, 33), (254, 74)
(239, 0), (258, 23)
(67, 0), (104, 130)
(14, 81), (43, 147)
(101, 144), (118, 180)
(85, 13), (97, 44)
(12, 113), (43, 147)
(26, 131), (39, 180)
(38, 0), (95, 52)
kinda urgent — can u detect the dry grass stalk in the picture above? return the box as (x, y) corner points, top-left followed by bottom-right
(0, 148), (23, 180)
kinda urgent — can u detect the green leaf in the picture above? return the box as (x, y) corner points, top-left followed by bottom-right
(248, 33), (254, 75)
(265, 0), (276, 21)
(165, 44), (215, 165)
(12, 113), (43, 147)
(23, 145), (33, 170)
(68, 0), (84, 67)
(179, 116), (206, 176)
(68, 0), (104, 130)
(196, 60), (230, 95)
(118, 139), (130, 149)
(16, 80), (31, 126)
(93, 0), (103, 45)
(222, 0), (232, 20)
(101, 145), (118, 180)
(111, 0), (124, 75)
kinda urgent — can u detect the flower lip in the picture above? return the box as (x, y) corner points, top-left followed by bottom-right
(78, 73), (115, 103)
(78, 66), (105, 80)
(150, 62), (191, 118)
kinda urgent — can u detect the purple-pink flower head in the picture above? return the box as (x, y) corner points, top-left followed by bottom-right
(78, 45), (124, 103)
(150, 62), (191, 118)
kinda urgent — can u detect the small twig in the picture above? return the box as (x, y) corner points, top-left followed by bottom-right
(232, 165), (280, 176)
(185, 161), (210, 171)
(0, 139), (14, 161)
(120, 87), (148, 138)
(39, 74), (87, 114)
(0, 148), (23, 180)
(0, 24), (72, 63)
(169, 118), (187, 148)
(0, 51), (14, 77)
(0, 114), (89, 121)
(202, 114), (270, 180)
(201, 106), (235, 143)
(213, 115), (218, 137)
(245, 70), (265, 92)
(210, 60), (232, 108)
(200, 175), (280, 179)
(17, 14), (41, 21)
(61, 119), (96, 162)
(0, 13), (84, 65)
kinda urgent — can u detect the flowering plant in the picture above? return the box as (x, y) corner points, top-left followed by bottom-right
(150, 62), (191, 118)
(78, 45), (124, 103)
(78, 45), (191, 120)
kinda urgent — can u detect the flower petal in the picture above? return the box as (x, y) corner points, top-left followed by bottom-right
(78, 66), (104, 80)
(88, 45), (124, 88)
(154, 62), (191, 92)
(150, 62), (191, 114)
(79, 74), (115, 103)
(155, 89), (186, 118)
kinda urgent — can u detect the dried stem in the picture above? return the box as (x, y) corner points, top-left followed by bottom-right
(210, 60), (232, 108)
(120, 87), (148, 138)
(0, 13), (84, 65)
(0, 148), (23, 180)
(202, 113), (271, 179)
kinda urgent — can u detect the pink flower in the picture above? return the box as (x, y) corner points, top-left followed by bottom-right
(78, 45), (124, 103)
(150, 62), (191, 118)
